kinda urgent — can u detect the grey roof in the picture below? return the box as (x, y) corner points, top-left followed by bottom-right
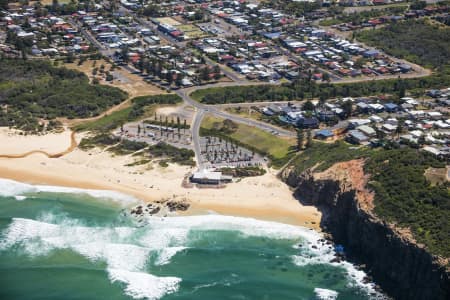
(348, 130), (369, 141)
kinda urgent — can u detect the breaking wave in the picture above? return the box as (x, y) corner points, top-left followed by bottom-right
(292, 233), (382, 298)
(0, 178), (139, 206)
(0, 216), (183, 300)
(0, 179), (384, 299)
(314, 288), (339, 300)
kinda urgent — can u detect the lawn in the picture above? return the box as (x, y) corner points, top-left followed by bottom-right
(177, 24), (209, 39)
(201, 115), (295, 167)
(225, 107), (263, 122)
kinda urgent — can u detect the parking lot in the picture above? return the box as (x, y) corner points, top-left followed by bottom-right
(199, 136), (265, 169)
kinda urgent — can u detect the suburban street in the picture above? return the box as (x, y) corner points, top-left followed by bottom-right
(69, 2), (435, 169)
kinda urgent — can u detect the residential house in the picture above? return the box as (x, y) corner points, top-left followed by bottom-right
(347, 130), (369, 144)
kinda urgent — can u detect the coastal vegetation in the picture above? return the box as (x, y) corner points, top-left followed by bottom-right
(220, 166), (266, 177)
(289, 141), (449, 258)
(78, 133), (120, 150)
(290, 141), (370, 175)
(148, 142), (195, 166)
(364, 149), (449, 258)
(109, 139), (148, 155)
(0, 59), (127, 132)
(200, 115), (295, 168)
(79, 134), (195, 166)
(356, 19), (450, 69)
(74, 94), (182, 132)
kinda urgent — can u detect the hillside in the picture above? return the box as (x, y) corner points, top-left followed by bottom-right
(288, 142), (449, 258)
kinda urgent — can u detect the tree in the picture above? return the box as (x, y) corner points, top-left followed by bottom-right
(342, 101), (353, 118)
(175, 73), (184, 86)
(306, 129), (313, 148)
(296, 128), (304, 151)
(375, 127), (386, 140)
(200, 67), (209, 81)
(319, 94), (326, 107)
(213, 65), (221, 80)
(354, 57), (366, 69)
(138, 59), (144, 73)
(121, 46), (129, 63)
(410, 1), (427, 10)
(418, 134), (425, 146)
(396, 119), (404, 138)
(302, 100), (315, 111)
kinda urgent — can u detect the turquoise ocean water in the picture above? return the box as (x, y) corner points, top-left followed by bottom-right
(0, 178), (383, 300)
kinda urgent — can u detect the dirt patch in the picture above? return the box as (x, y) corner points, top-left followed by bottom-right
(155, 104), (195, 124)
(314, 159), (375, 211)
(424, 167), (449, 186)
(65, 59), (165, 98)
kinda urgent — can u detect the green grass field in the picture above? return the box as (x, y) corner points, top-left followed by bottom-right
(74, 107), (133, 132)
(201, 115), (296, 166)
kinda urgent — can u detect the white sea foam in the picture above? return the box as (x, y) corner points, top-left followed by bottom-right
(0, 205), (383, 299)
(143, 214), (316, 241)
(140, 227), (189, 249)
(291, 234), (382, 298)
(0, 179), (36, 197)
(72, 243), (150, 271)
(155, 247), (187, 266)
(0, 178), (139, 206)
(108, 269), (181, 300)
(0, 217), (181, 299)
(14, 195), (27, 201)
(314, 288), (338, 300)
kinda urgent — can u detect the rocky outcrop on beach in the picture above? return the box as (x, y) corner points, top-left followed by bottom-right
(129, 198), (190, 219)
(282, 160), (449, 300)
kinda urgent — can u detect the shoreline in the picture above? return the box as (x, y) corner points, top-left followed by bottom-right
(0, 165), (321, 230)
(0, 127), (321, 230)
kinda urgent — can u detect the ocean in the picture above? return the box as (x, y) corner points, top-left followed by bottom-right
(0, 178), (382, 300)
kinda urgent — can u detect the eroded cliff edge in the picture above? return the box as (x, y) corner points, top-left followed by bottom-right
(282, 159), (449, 300)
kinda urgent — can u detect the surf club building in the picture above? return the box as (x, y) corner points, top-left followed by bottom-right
(190, 170), (233, 185)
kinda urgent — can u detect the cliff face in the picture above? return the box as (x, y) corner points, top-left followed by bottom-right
(283, 160), (449, 300)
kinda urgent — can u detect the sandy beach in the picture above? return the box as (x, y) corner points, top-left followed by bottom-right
(0, 127), (321, 229)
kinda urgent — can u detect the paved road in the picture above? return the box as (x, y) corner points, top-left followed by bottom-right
(190, 109), (205, 167)
(203, 55), (245, 83)
(69, 10), (295, 168)
(175, 84), (297, 169)
(177, 88), (294, 135)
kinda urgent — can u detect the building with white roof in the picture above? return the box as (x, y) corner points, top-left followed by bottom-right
(190, 170), (232, 185)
